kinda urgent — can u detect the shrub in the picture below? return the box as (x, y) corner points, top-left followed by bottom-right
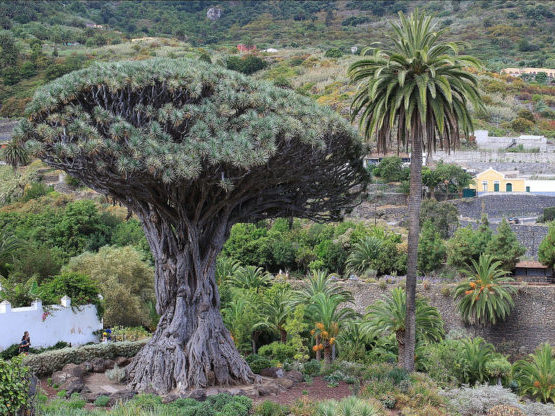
(105, 364), (126, 383)
(245, 354), (271, 374)
(513, 343), (555, 403)
(372, 156), (408, 182)
(324, 48), (343, 58)
(0, 356), (31, 416)
(253, 400), (289, 416)
(487, 405), (525, 416)
(23, 340), (147, 376)
(94, 395), (110, 407)
(317, 396), (378, 415)
(302, 359), (321, 376)
(258, 342), (296, 363)
(485, 356), (512, 384)
(226, 55), (267, 75)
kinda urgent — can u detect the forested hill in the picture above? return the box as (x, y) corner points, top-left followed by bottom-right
(2, 0), (554, 69)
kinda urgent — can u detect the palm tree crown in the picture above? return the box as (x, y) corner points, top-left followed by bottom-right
(454, 254), (516, 326)
(349, 9), (482, 153)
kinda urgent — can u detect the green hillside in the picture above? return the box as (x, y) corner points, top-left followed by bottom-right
(0, 0), (554, 139)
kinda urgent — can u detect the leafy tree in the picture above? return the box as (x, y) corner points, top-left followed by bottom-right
(0, 276), (39, 307)
(324, 48), (343, 58)
(418, 220), (446, 273)
(447, 216), (492, 270)
(0, 30), (18, 68)
(349, 10), (481, 371)
(255, 283), (292, 343)
(364, 287), (444, 366)
(226, 55), (267, 75)
(39, 272), (101, 311)
(372, 156), (408, 182)
(485, 218), (525, 271)
(420, 199), (459, 239)
(222, 294), (260, 353)
(513, 343), (555, 403)
(0, 229), (23, 277)
(63, 246), (154, 327)
(16, 57), (367, 393)
(538, 222), (555, 269)
(453, 254), (516, 326)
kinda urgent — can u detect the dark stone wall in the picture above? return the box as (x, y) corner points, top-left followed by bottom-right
(338, 280), (555, 355)
(451, 194), (555, 219)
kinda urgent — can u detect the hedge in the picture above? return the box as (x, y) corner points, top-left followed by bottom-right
(23, 340), (148, 376)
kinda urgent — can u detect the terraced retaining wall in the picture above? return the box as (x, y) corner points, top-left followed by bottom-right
(339, 280), (555, 355)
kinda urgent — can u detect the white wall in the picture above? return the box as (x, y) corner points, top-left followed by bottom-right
(526, 180), (555, 195)
(0, 297), (102, 351)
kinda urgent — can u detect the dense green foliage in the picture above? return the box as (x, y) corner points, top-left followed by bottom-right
(0, 356), (31, 416)
(454, 255), (517, 326)
(513, 343), (555, 403)
(418, 220), (447, 273)
(538, 222), (555, 269)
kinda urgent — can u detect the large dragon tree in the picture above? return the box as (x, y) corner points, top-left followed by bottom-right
(14, 58), (367, 393)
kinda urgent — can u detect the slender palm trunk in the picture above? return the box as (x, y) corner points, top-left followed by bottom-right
(279, 328), (287, 343)
(316, 335), (321, 361)
(404, 124), (423, 372)
(396, 329), (406, 368)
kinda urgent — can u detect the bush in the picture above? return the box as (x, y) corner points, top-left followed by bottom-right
(0, 356), (31, 416)
(23, 340), (148, 376)
(226, 55), (267, 75)
(302, 359), (321, 376)
(258, 342), (296, 363)
(372, 156), (409, 182)
(105, 364), (126, 383)
(253, 400), (289, 416)
(245, 354), (271, 374)
(317, 396), (379, 415)
(324, 48), (343, 58)
(94, 395), (110, 407)
(513, 343), (555, 403)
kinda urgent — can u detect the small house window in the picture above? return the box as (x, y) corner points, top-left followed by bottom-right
(526, 186), (530, 192)
(482, 181), (488, 192)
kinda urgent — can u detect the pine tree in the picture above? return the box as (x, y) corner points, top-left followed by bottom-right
(14, 58), (368, 394)
(418, 220), (446, 273)
(485, 218), (525, 271)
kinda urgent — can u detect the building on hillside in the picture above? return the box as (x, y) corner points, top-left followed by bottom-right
(513, 261), (553, 283)
(470, 167), (555, 195)
(501, 67), (555, 79)
(237, 44), (256, 53)
(470, 167), (526, 193)
(474, 130), (548, 152)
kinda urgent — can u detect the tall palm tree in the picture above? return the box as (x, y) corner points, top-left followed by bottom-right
(349, 10), (482, 370)
(453, 254), (516, 326)
(255, 285), (292, 343)
(363, 287), (444, 367)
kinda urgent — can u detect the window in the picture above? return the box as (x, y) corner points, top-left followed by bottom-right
(494, 181), (500, 192)
(482, 181), (488, 192)
(506, 183), (512, 192)
(526, 186), (530, 192)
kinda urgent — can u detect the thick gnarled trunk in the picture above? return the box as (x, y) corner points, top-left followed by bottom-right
(126, 213), (254, 394)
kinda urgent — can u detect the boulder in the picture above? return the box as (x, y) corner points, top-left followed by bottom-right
(188, 389), (207, 401)
(285, 370), (304, 384)
(276, 377), (294, 389)
(79, 361), (93, 373)
(104, 359), (115, 370)
(239, 386), (259, 399)
(259, 367), (284, 378)
(91, 357), (106, 373)
(115, 356), (130, 367)
(257, 382), (281, 396)
(63, 378), (85, 397)
(62, 363), (84, 379)
(52, 364), (83, 386)
(108, 390), (136, 406)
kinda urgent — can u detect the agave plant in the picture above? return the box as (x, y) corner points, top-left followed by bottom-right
(317, 396), (378, 416)
(364, 286), (444, 366)
(513, 343), (555, 403)
(454, 254), (516, 326)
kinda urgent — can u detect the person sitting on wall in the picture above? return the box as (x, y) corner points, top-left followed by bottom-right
(19, 331), (31, 354)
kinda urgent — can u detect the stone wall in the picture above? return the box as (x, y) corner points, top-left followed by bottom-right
(451, 194), (555, 219)
(338, 280), (555, 355)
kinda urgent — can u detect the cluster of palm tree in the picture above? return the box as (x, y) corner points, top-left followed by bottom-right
(349, 9), (482, 370)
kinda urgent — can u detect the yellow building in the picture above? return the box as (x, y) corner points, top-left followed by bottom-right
(470, 168), (526, 194)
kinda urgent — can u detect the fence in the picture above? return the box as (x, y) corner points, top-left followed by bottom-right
(0, 296), (102, 351)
